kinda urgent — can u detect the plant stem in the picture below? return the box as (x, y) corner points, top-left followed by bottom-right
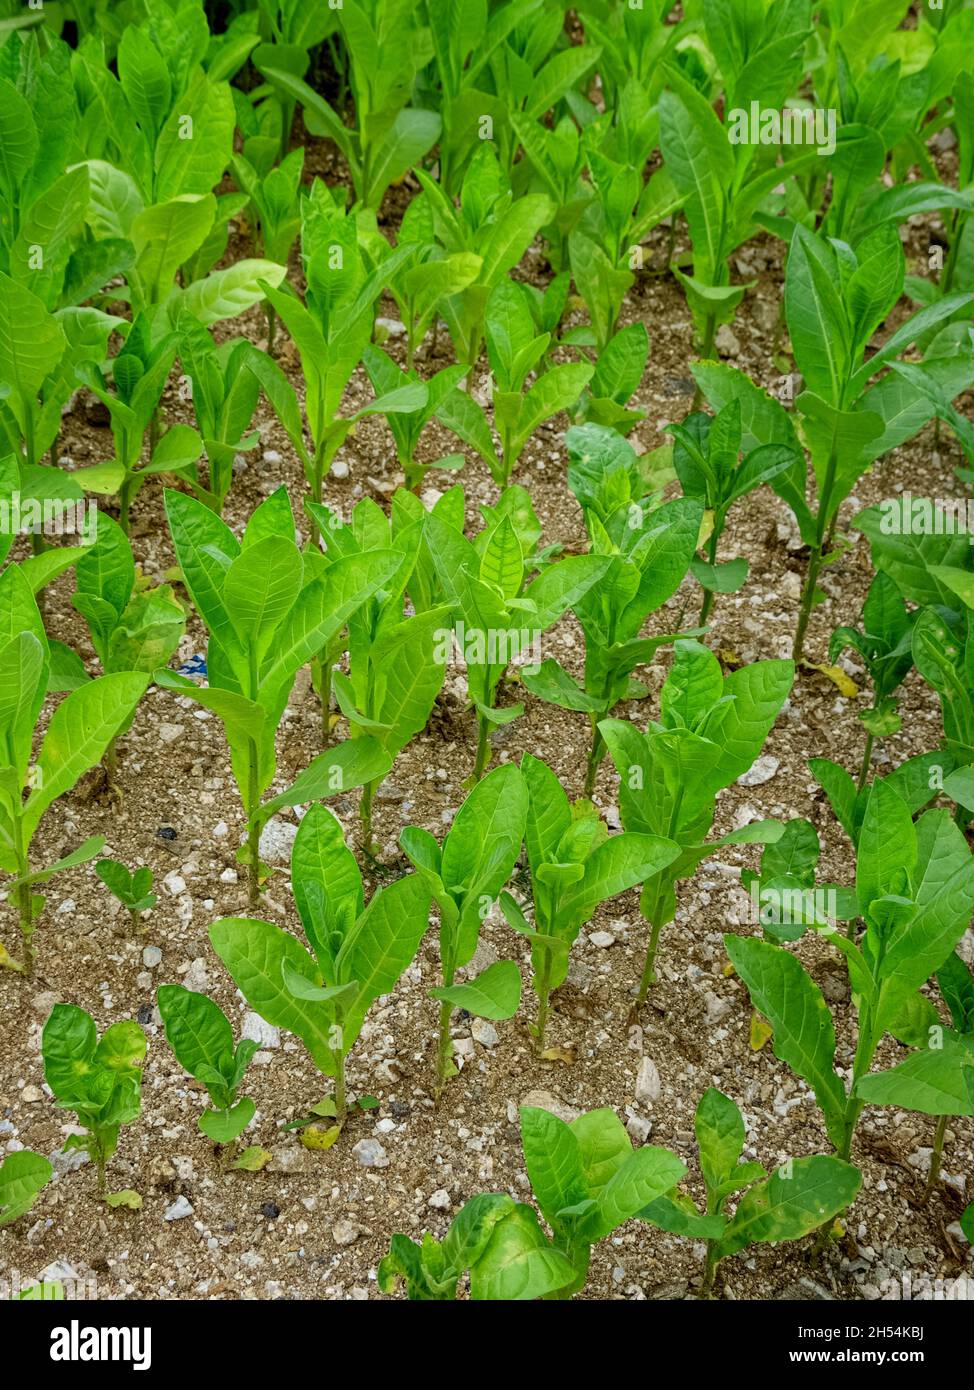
(472, 711), (491, 782)
(699, 529), (719, 625)
(922, 1114), (948, 1203)
(637, 914), (664, 1005)
(701, 1242), (719, 1296)
(360, 778), (377, 859)
(534, 949), (552, 1054)
(334, 1052), (347, 1129)
(435, 997), (453, 1098)
(857, 731), (874, 792)
(584, 719), (605, 797)
(792, 542), (822, 662)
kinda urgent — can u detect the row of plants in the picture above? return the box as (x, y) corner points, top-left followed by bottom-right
(1, 0), (973, 1301)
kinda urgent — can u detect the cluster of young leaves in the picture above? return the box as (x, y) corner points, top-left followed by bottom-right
(522, 424), (703, 793)
(380, 1105), (686, 1300)
(95, 859), (157, 935)
(307, 493), (451, 855)
(210, 803), (432, 1137)
(0, 566), (149, 972)
(401, 763), (527, 1092)
(42, 1003), (145, 1203)
(499, 753), (679, 1051)
(158, 984), (258, 1144)
(644, 1087), (862, 1294)
(161, 487), (396, 900)
(600, 639), (794, 1001)
(727, 777), (974, 1163)
(423, 487), (609, 780)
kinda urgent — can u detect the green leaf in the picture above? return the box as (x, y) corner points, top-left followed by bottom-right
(724, 934), (848, 1148)
(715, 1155), (862, 1259)
(200, 1098), (256, 1144)
(430, 960), (522, 1019)
(695, 1087), (745, 1194)
(0, 1150), (53, 1227)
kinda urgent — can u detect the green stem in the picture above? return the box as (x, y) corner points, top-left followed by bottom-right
(699, 528), (719, 625)
(246, 728), (261, 906)
(637, 914), (664, 1005)
(473, 711), (491, 782)
(701, 1242), (719, 1296)
(584, 718), (605, 798)
(534, 950), (552, 1054)
(857, 731), (874, 793)
(333, 1051), (347, 1129)
(435, 997), (453, 1098)
(922, 1114), (948, 1203)
(360, 778), (377, 859)
(792, 543), (822, 662)
(118, 474), (137, 536)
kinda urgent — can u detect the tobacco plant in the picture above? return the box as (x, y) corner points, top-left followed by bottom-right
(211, 804), (432, 1135)
(828, 573), (916, 789)
(424, 508), (609, 781)
(361, 345), (468, 492)
(95, 859), (157, 935)
(157, 984), (258, 1145)
(42, 1003), (145, 1202)
(0, 566), (149, 972)
(400, 764), (527, 1093)
(162, 488), (396, 900)
(726, 778), (974, 1165)
(499, 753), (679, 1051)
(643, 1088), (862, 1296)
(380, 1105), (686, 1300)
(600, 640), (793, 1001)
(522, 425), (703, 793)
(669, 400), (798, 621)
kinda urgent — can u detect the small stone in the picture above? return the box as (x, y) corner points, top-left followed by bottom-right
(428, 1189), (451, 1211)
(332, 458), (349, 479)
(626, 1114), (653, 1144)
(588, 930), (615, 948)
(376, 316), (406, 337)
(258, 816), (298, 866)
(737, 754), (780, 787)
(520, 1090), (580, 1124)
(158, 722), (185, 744)
(219, 868), (238, 883)
(352, 1138), (389, 1168)
(182, 958), (209, 992)
(268, 1145), (307, 1174)
(163, 871), (187, 896)
(242, 1012), (280, 1049)
(213, 821), (229, 839)
(142, 946), (162, 969)
(333, 1219), (363, 1246)
(164, 1196), (194, 1221)
(21, 1085), (43, 1103)
(634, 1056), (661, 1105)
(471, 1018), (499, 1047)
(261, 1202), (280, 1220)
(715, 324), (741, 357)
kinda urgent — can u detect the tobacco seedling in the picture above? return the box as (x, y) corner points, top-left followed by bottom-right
(75, 314), (200, 532)
(424, 510), (609, 781)
(726, 778), (974, 1165)
(95, 860), (157, 935)
(0, 1150), (53, 1228)
(211, 804), (432, 1136)
(600, 640), (794, 1000)
(306, 496), (450, 855)
(855, 950), (974, 1203)
(570, 322), (649, 434)
(828, 572), (916, 788)
(258, 188), (418, 506)
(411, 144), (554, 365)
(0, 567), (150, 972)
(438, 279), (593, 488)
(70, 511), (186, 786)
(259, 0), (441, 210)
(361, 346), (467, 492)
(157, 984), (257, 1145)
(642, 1088), (862, 1295)
(380, 1105), (686, 1300)
(668, 399), (798, 621)
(499, 753), (679, 1051)
(810, 750), (955, 853)
(162, 488), (397, 900)
(230, 147), (305, 352)
(400, 764), (527, 1093)
(522, 427), (703, 792)
(174, 318), (266, 513)
(42, 1003), (145, 1202)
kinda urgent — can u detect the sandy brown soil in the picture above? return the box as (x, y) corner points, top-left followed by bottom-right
(1, 131), (972, 1303)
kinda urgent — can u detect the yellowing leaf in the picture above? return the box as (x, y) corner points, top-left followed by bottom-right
(106, 1189), (142, 1209)
(300, 1124), (341, 1150)
(233, 1146), (272, 1172)
(750, 1011), (774, 1051)
(805, 662), (859, 697)
(540, 1044), (576, 1064)
(0, 942), (24, 972)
